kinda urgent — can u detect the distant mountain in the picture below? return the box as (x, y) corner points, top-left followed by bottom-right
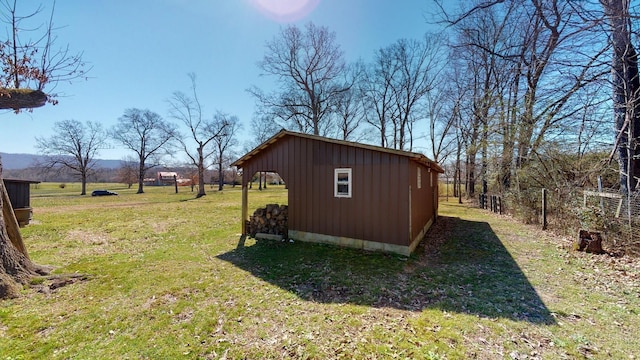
(0, 153), (38, 169)
(0, 152), (122, 170)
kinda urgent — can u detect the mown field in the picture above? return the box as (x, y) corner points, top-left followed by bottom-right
(1, 183), (639, 359)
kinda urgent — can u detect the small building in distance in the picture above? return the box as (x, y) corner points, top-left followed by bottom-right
(3, 178), (40, 227)
(144, 172), (182, 186)
(231, 130), (444, 256)
(156, 172), (178, 186)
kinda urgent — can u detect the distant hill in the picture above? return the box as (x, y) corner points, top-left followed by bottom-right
(0, 152), (121, 170)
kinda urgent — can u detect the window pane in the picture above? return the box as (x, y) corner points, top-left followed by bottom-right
(334, 168), (352, 198)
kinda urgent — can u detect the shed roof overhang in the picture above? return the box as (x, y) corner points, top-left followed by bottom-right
(3, 179), (41, 184)
(231, 129), (444, 173)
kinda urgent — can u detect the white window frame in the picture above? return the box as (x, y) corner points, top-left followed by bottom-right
(334, 168), (352, 198)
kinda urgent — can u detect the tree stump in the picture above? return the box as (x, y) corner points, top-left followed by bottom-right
(576, 229), (605, 254)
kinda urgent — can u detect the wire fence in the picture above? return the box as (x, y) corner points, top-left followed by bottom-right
(582, 189), (640, 255)
(477, 188), (640, 257)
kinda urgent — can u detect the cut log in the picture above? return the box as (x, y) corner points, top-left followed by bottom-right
(0, 89), (47, 110)
(249, 204), (288, 238)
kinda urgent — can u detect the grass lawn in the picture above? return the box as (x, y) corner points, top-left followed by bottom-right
(1, 183), (639, 359)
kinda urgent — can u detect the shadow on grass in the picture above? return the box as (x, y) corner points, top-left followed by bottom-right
(217, 216), (555, 325)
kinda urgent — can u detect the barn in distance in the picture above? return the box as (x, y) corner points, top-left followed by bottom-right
(231, 130), (444, 256)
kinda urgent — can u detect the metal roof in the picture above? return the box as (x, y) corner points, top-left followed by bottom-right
(231, 129), (444, 173)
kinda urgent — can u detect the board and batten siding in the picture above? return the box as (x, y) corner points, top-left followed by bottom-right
(234, 130), (443, 255)
(241, 135), (411, 247)
(409, 162), (437, 249)
(3, 179), (36, 209)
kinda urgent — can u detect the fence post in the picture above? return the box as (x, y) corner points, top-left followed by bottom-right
(498, 196), (502, 214)
(173, 175), (178, 194)
(542, 188), (548, 230)
(597, 176), (606, 214)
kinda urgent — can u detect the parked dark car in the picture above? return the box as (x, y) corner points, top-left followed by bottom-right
(91, 190), (118, 196)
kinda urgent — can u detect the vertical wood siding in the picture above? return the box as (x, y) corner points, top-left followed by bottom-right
(239, 134), (438, 247)
(409, 162), (436, 242)
(3, 180), (32, 209)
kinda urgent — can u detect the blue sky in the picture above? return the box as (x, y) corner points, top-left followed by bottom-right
(1, 0), (445, 162)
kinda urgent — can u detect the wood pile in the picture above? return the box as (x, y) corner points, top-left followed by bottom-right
(248, 204), (288, 238)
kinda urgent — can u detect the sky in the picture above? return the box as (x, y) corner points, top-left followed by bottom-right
(1, 0), (447, 162)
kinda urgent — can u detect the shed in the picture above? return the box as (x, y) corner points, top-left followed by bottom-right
(231, 130), (444, 256)
(156, 172), (178, 186)
(3, 178), (40, 227)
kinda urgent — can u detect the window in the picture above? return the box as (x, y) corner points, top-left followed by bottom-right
(417, 167), (422, 189)
(334, 168), (352, 198)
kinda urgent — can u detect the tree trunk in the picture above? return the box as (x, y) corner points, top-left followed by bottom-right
(0, 157), (42, 299)
(481, 119), (488, 195)
(81, 172), (87, 196)
(467, 153), (476, 198)
(218, 162), (224, 191)
(197, 147), (206, 198)
(602, 0), (640, 193)
(137, 162), (145, 194)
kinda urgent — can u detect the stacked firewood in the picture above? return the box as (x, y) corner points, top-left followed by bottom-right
(248, 204), (288, 237)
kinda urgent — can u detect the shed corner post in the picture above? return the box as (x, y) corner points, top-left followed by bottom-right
(241, 179), (249, 236)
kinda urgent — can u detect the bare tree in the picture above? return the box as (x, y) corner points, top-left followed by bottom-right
(0, 0), (89, 109)
(425, 78), (459, 164)
(389, 34), (444, 151)
(110, 108), (176, 194)
(117, 156), (138, 189)
(211, 112), (241, 191)
(361, 34), (443, 150)
(167, 73), (229, 198)
(245, 113), (281, 152)
(0, 0), (90, 299)
(332, 62), (366, 141)
(601, 0), (640, 193)
(438, 0), (608, 198)
(333, 87), (365, 141)
(361, 46), (399, 148)
(249, 22), (348, 135)
(35, 120), (105, 195)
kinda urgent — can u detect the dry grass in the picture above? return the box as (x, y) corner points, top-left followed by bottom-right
(0, 184), (638, 359)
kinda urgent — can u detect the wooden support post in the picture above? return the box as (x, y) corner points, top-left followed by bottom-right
(241, 182), (248, 235)
(542, 188), (548, 230)
(597, 176), (605, 214)
(445, 169), (449, 202)
(173, 174), (178, 194)
(1, 179), (29, 258)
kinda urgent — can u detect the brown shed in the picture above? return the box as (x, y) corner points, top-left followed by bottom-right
(3, 178), (40, 227)
(231, 130), (444, 256)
